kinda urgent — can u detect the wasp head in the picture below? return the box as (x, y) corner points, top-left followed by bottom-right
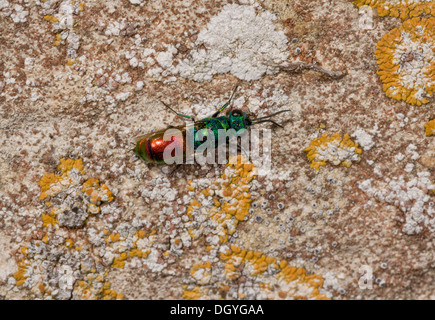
(229, 109), (251, 131)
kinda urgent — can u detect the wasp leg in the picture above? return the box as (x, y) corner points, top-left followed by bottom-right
(169, 164), (183, 176)
(160, 101), (197, 122)
(237, 144), (251, 160)
(225, 141), (249, 161)
(211, 85), (239, 118)
(252, 119), (284, 128)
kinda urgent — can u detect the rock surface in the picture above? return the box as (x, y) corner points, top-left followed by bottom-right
(0, 0), (434, 299)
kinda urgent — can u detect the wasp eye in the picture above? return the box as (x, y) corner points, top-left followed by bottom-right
(231, 110), (242, 117)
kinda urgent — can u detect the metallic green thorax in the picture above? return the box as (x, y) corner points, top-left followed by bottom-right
(192, 112), (251, 149)
(229, 111), (250, 132)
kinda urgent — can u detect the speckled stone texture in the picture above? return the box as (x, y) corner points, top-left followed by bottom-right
(0, 0), (434, 300)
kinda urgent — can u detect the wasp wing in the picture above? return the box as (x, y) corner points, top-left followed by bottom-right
(133, 125), (188, 142)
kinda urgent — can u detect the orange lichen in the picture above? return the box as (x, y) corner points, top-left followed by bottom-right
(185, 155), (257, 245)
(54, 33), (61, 46)
(13, 260), (29, 287)
(219, 245), (329, 300)
(375, 17), (435, 106)
(425, 119), (435, 136)
(190, 262), (212, 285)
(110, 230), (155, 269)
(129, 249), (151, 258)
(20, 247), (29, 256)
(41, 208), (59, 228)
(82, 178), (114, 213)
(354, 0), (435, 20)
(305, 133), (362, 170)
(16, 158), (125, 300)
(111, 252), (128, 269)
(221, 246), (274, 278)
(135, 230), (146, 239)
(185, 245), (330, 300)
(182, 286), (203, 300)
(39, 174), (60, 200)
(187, 183), (195, 191)
(65, 239), (74, 248)
(43, 15), (58, 23)
(38, 284), (45, 293)
(191, 199), (201, 207)
(38, 158), (113, 234)
(39, 158), (84, 200)
(58, 158), (84, 173)
(101, 282), (124, 300)
(74, 276), (123, 300)
(109, 233), (120, 242)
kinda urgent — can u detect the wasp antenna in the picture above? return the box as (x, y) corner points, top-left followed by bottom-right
(211, 84), (240, 117)
(252, 119), (284, 128)
(229, 84), (239, 100)
(159, 100), (195, 121)
(159, 100), (177, 114)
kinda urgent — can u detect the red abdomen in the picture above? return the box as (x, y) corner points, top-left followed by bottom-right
(134, 129), (186, 163)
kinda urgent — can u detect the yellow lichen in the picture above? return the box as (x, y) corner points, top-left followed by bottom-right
(111, 252), (128, 269)
(109, 230), (155, 269)
(109, 233), (120, 242)
(73, 276), (123, 300)
(42, 235), (49, 244)
(425, 119), (435, 136)
(135, 230), (146, 239)
(185, 245), (330, 300)
(82, 178), (114, 213)
(54, 33), (61, 46)
(58, 158), (84, 173)
(39, 158), (113, 233)
(182, 285), (204, 300)
(16, 158), (124, 300)
(185, 155), (257, 245)
(190, 262), (212, 285)
(219, 245), (329, 300)
(41, 208), (59, 228)
(43, 15), (59, 23)
(129, 249), (151, 258)
(305, 133), (362, 171)
(354, 0), (435, 20)
(375, 17), (435, 106)
(20, 247), (29, 256)
(13, 260), (29, 287)
(39, 158), (84, 200)
(65, 238), (74, 248)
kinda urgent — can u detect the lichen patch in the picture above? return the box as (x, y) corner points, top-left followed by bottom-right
(375, 17), (435, 106)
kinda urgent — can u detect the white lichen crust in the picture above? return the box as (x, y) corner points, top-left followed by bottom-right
(175, 4), (289, 81)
